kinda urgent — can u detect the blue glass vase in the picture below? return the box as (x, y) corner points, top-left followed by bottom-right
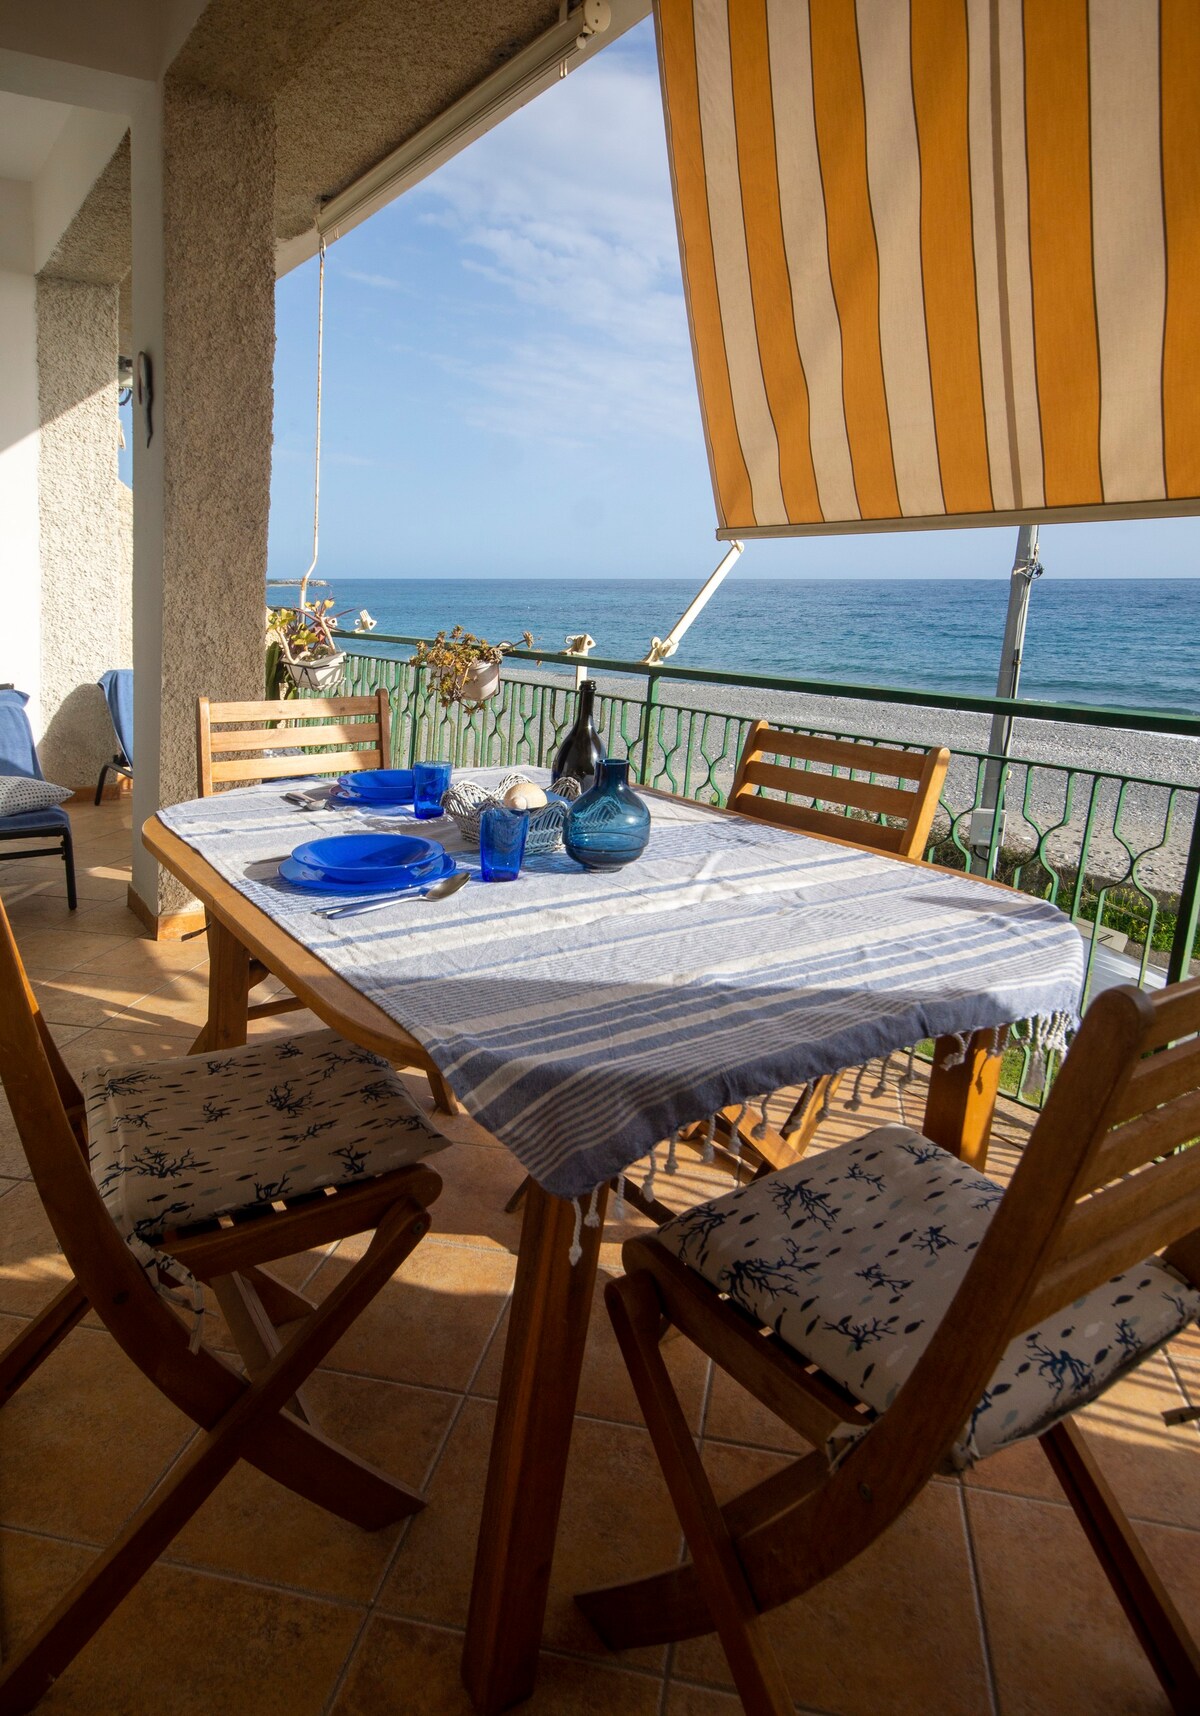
(564, 759), (651, 870)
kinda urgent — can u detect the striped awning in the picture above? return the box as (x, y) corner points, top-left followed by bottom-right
(655, 0), (1200, 537)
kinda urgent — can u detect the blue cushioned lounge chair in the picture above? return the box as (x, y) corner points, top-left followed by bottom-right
(94, 668), (133, 805)
(0, 690), (77, 910)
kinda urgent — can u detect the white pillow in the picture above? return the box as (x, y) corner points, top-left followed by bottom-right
(0, 776), (72, 817)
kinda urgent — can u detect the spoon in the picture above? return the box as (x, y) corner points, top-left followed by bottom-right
(320, 869), (470, 920)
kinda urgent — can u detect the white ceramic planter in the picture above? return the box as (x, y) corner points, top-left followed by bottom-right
(453, 660), (501, 703)
(286, 651), (345, 692)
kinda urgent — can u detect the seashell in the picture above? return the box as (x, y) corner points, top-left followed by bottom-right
(503, 782), (547, 811)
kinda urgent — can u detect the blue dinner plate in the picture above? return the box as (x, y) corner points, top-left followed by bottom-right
(291, 832), (443, 884)
(278, 851), (456, 894)
(337, 769), (415, 804)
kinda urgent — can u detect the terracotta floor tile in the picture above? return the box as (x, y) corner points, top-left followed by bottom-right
(0, 1185), (74, 1315)
(676, 1453), (992, 1716)
(170, 1372), (458, 1602)
(967, 1486), (1200, 1715)
(331, 1615), (663, 1715)
(62, 1026), (213, 1079)
(473, 1270), (710, 1432)
(30, 971), (152, 1028)
(419, 1139), (529, 1251)
(663, 1682), (759, 1715)
(381, 1398), (683, 1671)
(309, 1239), (515, 1391)
(703, 1365), (812, 1456)
(0, 1527), (96, 1655)
(71, 933), (210, 986)
(0, 1322), (193, 1542)
(15, 926), (140, 977)
(108, 967), (213, 1031)
(9, 1556), (364, 1715)
(964, 1356), (1200, 1529)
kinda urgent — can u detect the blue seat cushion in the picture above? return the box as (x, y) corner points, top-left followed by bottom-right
(0, 805), (70, 836)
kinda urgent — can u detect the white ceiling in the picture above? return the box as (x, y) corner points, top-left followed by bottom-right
(0, 91), (74, 181)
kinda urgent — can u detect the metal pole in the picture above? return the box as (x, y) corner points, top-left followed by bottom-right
(642, 541), (744, 665)
(969, 524), (1042, 873)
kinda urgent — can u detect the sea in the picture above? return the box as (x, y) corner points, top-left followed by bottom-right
(316, 577), (1199, 716)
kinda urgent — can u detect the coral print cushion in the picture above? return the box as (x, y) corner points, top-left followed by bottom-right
(0, 776), (72, 816)
(657, 1124), (1200, 1467)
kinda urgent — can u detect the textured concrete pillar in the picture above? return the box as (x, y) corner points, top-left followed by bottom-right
(131, 77), (275, 920)
(0, 256), (40, 724)
(36, 277), (131, 787)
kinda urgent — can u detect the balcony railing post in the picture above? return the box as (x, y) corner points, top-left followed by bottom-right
(639, 671), (661, 786)
(1167, 796), (1200, 985)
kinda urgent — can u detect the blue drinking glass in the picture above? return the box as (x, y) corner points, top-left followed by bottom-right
(413, 760), (452, 820)
(480, 805), (528, 881)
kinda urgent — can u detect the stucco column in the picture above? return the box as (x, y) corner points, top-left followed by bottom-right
(36, 277), (130, 787)
(0, 187), (41, 726)
(130, 77), (275, 923)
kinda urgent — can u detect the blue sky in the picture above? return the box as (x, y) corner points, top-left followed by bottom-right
(266, 18), (1199, 585)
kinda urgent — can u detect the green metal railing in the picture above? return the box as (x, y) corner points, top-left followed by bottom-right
(331, 632), (1200, 1106)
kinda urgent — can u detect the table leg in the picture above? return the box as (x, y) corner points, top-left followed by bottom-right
(189, 917), (252, 1054)
(921, 1028), (1006, 1169)
(462, 1179), (609, 1714)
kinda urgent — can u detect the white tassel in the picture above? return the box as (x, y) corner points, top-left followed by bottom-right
(729, 1103), (747, 1160)
(612, 1173), (627, 1218)
(846, 1061), (871, 1112)
(584, 1184), (601, 1228)
(941, 1031), (969, 1070)
(568, 1197), (584, 1266)
(701, 1114), (716, 1163)
(642, 1142), (659, 1202)
(900, 1043), (918, 1086)
(752, 1095), (771, 1140)
(665, 1127), (683, 1175)
(818, 1077), (836, 1120)
(871, 1053), (894, 1099)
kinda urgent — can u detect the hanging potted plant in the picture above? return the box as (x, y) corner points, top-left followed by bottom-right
(267, 594), (374, 694)
(413, 627), (535, 711)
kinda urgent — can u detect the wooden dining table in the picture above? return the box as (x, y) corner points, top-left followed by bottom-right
(144, 784), (1081, 1713)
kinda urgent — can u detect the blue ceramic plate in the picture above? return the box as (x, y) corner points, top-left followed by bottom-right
(278, 851), (456, 894)
(291, 831), (443, 884)
(337, 769), (415, 803)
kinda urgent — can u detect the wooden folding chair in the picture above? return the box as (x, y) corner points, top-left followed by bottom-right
(578, 978), (1200, 1715)
(675, 723), (952, 1186)
(194, 690), (392, 1029)
(0, 897), (447, 1714)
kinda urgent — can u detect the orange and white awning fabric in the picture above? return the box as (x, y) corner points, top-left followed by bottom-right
(655, 0), (1200, 537)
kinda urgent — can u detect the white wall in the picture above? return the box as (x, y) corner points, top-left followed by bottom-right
(0, 178), (41, 725)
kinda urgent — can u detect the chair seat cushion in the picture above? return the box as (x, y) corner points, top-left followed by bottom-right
(657, 1124), (1200, 1466)
(82, 1029), (449, 1255)
(0, 804), (70, 835)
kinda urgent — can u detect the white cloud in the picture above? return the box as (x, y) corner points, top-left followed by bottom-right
(410, 26), (697, 445)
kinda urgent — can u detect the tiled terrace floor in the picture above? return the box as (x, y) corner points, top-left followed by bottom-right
(1, 799), (1198, 1715)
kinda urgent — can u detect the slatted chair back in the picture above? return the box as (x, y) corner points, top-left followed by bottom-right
(197, 690), (392, 796)
(729, 720), (949, 859)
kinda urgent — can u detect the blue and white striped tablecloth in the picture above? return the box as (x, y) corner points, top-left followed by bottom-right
(159, 769), (1084, 1199)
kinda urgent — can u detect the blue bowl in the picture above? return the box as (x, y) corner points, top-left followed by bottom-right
(338, 769), (415, 803)
(291, 832), (442, 885)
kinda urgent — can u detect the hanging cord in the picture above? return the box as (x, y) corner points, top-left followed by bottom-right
(297, 235), (326, 616)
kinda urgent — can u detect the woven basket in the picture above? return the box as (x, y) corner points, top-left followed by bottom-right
(440, 772), (580, 855)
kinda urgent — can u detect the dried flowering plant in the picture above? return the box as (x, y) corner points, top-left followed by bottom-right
(413, 625), (535, 710)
